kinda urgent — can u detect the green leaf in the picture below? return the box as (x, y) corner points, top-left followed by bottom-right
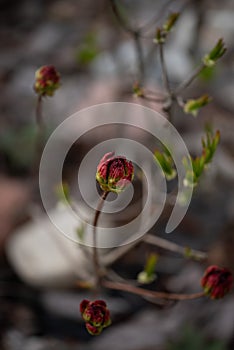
(154, 148), (177, 180)
(163, 12), (180, 32)
(55, 182), (71, 204)
(153, 28), (165, 44)
(154, 13), (180, 44)
(76, 223), (85, 241)
(203, 38), (226, 67)
(199, 66), (216, 82)
(184, 94), (212, 117)
(75, 32), (99, 66)
(133, 81), (144, 97)
(183, 129), (220, 187)
(137, 253), (158, 284)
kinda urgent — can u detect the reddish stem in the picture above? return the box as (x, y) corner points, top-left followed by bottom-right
(93, 191), (109, 292)
(102, 280), (205, 301)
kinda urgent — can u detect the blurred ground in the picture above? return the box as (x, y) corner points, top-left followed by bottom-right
(0, 0), (234, 349)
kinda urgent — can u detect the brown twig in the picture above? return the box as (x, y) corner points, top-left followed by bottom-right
(144, 234), (207, 261)
(137, 95), (166, 104)
(139, 0), (176, 33)
(158, 42), (174, 121)
(159, 43), (171, 94)
(175, 63), (205, 94)
(133, 30), (145, 83)
(109, 0), (145, 83)
(109, 0), (134, 34)
(92, 191), (109, 292)
(31, 94), (45, 176)
(102, 280), (205, 301)
(35, 94), (43, 127)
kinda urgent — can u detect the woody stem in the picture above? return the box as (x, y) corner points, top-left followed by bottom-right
(102, 280), (205, 301)
(93, 191), (109, 293)
(32, 94), (44, 176)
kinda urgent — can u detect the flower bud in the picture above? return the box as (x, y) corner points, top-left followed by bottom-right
(96, 152), (134, 194)
(80, 299), (111, 335)
(34, 65), (60, 96)
(201, 265), (233, 299)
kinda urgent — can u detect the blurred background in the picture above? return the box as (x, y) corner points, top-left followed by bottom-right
(0, 0), (234, 349)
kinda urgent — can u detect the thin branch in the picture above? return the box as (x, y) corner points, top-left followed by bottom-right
(139, 0), (176, 33)
(144, 234), (207, 261)
(107, 268), (138, 285)
(35, 94), (43, 127)
(102, 280), (205, 301)
(31, 94), (45, 176)
(175, 63), (205, 94)
(102, 238), (142, 266)
(109, 1), (146, 82)
(176, 95), (185, 109)
(109, 0), (134, 34)
(138, 95), (166, 104)
(133, 31), (145, 83)
(158, 42), (174, 121)
(92, 191), (109, 292)
(159, 43), (171, 95)
(102, 231), (207, 267)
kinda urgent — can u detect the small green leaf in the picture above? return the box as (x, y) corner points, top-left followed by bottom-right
(154, 13), (180, 44)
(203, 38), (226, 67)
(76, 32), (99, 66)
(153, 28), (165, 44)
(55, 182), (70, 204)
(145, 253), (158, 276)
(184, 94), (212, 117)
(76, 223), (85, 241)
(163, 12), (180, 32)
(137, 271), (156, 284)
(154, 148), (177, 180)
(183, 128), (220, 187)
(184, 246), (192, 258)
(133, 81), (144, 97)
(199, 66), (216, 82)
(137, 253), (158, 284)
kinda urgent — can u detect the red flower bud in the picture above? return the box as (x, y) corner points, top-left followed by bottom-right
(34, 65), (60, 96)
(80, 299), (111, 335)
(86, 323), (102, 335)
(96, 152), (134, 193)
(201, 265), (233, 299)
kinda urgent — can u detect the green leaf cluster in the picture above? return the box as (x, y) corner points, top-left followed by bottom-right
(137, 253), (158, 284)
(203, 38), (226, 67)
(154, 147), (177, 180)
(133, 81), (144, 97)
(76, 32), (99, 66)
(154, 13), (180, 44)
(184, 94), (212, 117)
(183, 129), (220, 187)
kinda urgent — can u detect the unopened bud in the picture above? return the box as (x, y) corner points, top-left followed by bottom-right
(201, 265), (233, 299)
(34, 65), (60, 96)
(96, 152), (134, 194)
(80, 299), (111, 335)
